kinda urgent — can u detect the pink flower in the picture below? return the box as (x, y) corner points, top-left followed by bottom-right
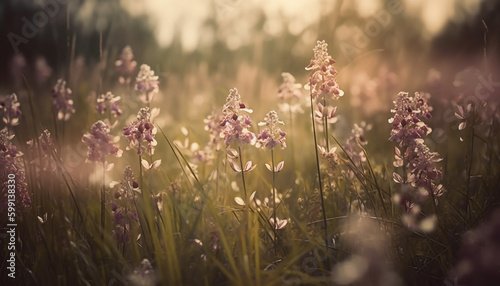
(256, 110), (286, 149)
(344, 123), (370, 164)
(389, 92), (444, 211)
(96, 91), (122, 117)
(123, 107), (158, 156)
(82, 120), (122, 164)
(0, 128), (30, 213)
(52, 79), (75, 121)
(278, 72), (302, 100)
(115, 45), (137, 85)
(135, 64), (159, 104)
(0, 93), (22, 126)
(219, 88), (256, 147)
(306, 40), (343, 100)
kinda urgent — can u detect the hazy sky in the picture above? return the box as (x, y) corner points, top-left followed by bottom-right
(120, 0), (482, 51)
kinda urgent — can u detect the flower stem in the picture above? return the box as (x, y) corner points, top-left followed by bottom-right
(309, 92), (329, 259)
(271, 148), (278, 255)
(238, 147), (247, 198)
(139, 154), (144, 198)
(101, 162), (105, 239)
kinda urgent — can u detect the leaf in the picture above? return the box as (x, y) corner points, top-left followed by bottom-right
(249, 191), (256, 202)
(393, 172), (403, 184)
(454, 112), (464, 120)
(275, 161), (284, 172)
(141, 159), (150, 169)
(150, 159), (162, 169)
(105, 163), (114, 172)
(229, 161), (241, 172)
(458, 121), (467, 130)
(234, 197), (245, 206)
(226, 147), (239, 159)
(244, 161), (256, 172)
(265, 163), (272, 172)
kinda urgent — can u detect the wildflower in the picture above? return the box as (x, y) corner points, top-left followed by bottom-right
(256, 110), (286, 149)
(123, 107), (158, 156)
(389, 92), (444, 211)
(115, 45), (137, 84)
(0, 93), (22, 126)
(26, 129), (56, 172)
(82, 120), (122, 166)
(278, 72), (303, 100)
(318, 146), (339, 167)
(110, 166), (140, 243)
(305, 40), (343, 100)
(135, 64), (159, 104)
(96, 91), (122, 117)
(454, 103), (472, 130)
(52, 79), (75, 121)
(344, 123), (370, 165)
(0, 128), (31, 213)
(388, 92), (432, 148)
(204, 111), (224, 152)
(219, 88), (256, 147)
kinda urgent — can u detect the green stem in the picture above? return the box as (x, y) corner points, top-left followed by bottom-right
(323, 98), (329, 150)
(139, 154), (144, 198)
(238, 147), (248, 198)
(309, 92), (329, 257)
(271, 148), (277, 256)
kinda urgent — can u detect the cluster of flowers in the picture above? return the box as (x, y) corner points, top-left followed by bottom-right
(135, 64), (160, 104)
(82, 120), (122, 167)
(306, 41), (344, 169)
(123, 107), (158, 156)
(52, 79), (75, 121)
(96, 91), (122, 117)
(115, 45), (137, 85)
(26, 129), (56, 172)
(218, 88), (288, 229)
(109, 166), (140, 243)
(0, 128), (31, 214)
(0, 93), (22, 126)
(389, 92), (444, 215)
(344, 123), (369, 165)
(219, 88), (256, 147)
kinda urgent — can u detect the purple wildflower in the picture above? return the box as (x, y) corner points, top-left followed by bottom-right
(219, 88), (256, 147)
(96, 91), (122, 117)
(278, 72), (303, 100)
(204, 111), (224, 151)
(115, 45), (137, 85)
(0, 93), (22, 126)
(110, 166), (140, 243)
(256, 110), (286, 149)
(305, 40), (343, 100)
(344, 123), (370, 165)
(52, 79), (75, 121)
(135, 64), (159, 104)
(0, 128), (31, 214)
(82, 121), (122, 164)
(123, 107), (158, 156)
(26, 129), (56, 172)
(389, 92), (444, 212)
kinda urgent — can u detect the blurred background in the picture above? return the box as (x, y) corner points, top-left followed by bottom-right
(0, 0), (499, 152)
